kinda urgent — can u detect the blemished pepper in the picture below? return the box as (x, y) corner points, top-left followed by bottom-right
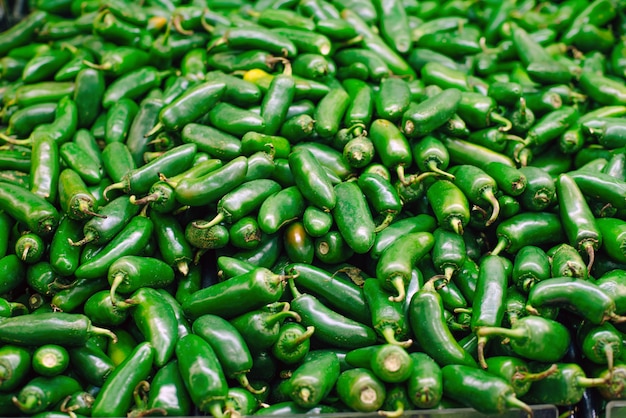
(578, 321), (622, 372)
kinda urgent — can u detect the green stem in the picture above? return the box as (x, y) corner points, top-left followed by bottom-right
(381, 326), (412, 348)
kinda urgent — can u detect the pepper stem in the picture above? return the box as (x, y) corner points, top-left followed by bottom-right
(285, 326), (316, 349)
(171, 14), (193, 35)
(67, 232), (95, 247)
(381, 326), (413, 348)
(0, 132), (30, 146)
(450, 217), (464, 235)
(12, 394), (39, 413)
(177, 260), (189, 276)
(477, 335), (489, 369)
(288, 278), (301, 298)
(103, 181), (126, 201)
(20, 243), (31, 261)
(378, 400), (404, 418)
(515, 363), (558, 383)
(82, 60), (112, 71)
(90, 325), (118, 343)
(482, 188), (500, 226)
(505, 395), (533, 418)
(490, 237), (508, 256)
(79, 200), (106, 218)
(492, 112), (512, 132)
(388, 276), (406, 303)
(144, 122), (163, 138)
(576, 375), (610, 388)
(375, 212), (396, 233)
(109, 274), (124, 304)
(129, 193), (159, 206)
(193, 212), (225, 230)
(412, 170), (440, 184)
(583, 241), (596, 274)
(203, 400), (225, 418)
(428, 161), (455, 180)
(133, 380), (150, 410)
(237, 373), (267, 395)
(266, 310), (302, 327)
(396, 165), (409, 186)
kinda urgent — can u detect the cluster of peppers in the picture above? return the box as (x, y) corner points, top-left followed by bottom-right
(4, 0), (626, 417)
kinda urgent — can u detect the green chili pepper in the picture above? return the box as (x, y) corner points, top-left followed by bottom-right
(183, 267), (291, 320)
(332, 180), (376, 254)
(409, 278), (477, 367)
(402, 88), (461, 138)
(151, 211), (193, 276)
(578, 321), (622, 372)
(0, 311), (116, 346)
(73, 214), (154, 280)
(362, 278), (411, 346)
(271, 322), (315, 366)
(442, 364), (533, 415)
(31, 344), (69, 377)
(12, 375), (82, 415)
(491, 212), (564, 255)
(527, 277), (626, 324)
(521, 362), (609, 406)
(91, 342), (154, 417)
(257, 185), (306, 235)
(0, 182), (60, 237)
(230, 302), (300, 355)
(24, 133), (61, 203)
(146, 359), (192, 417)
(0, 345), (31, 392)
(285, 350), (340, 408)
(288, 280), (377, 349)
(15, 232), (44, 264)
(484, 356), (558, 398)
(548, 243), (588, 279)
(426, 179), (470, 235)
(440, 135), (517, 168)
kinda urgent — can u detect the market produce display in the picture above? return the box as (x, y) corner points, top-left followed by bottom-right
(3, 0), (626, 417)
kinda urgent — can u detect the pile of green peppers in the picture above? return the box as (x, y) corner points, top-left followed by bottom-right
(5, 0), (626, 417)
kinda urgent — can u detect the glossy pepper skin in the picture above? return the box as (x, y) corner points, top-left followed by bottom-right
(175, 334), (228, 417)
(408, 279), (477, 368)
(192, 314), (262, 394)
(91, 342), (155, 417)
(442, 365), (533, 416)
(289, 280), (377, 350)
(182, 267), (289, 320)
